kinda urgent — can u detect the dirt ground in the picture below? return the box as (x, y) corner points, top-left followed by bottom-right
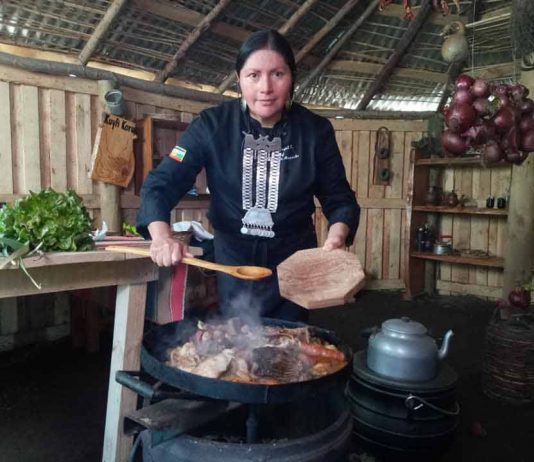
(0, 290), (533, 462)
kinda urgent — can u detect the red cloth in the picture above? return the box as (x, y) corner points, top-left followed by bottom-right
(169, 263), (188, 321)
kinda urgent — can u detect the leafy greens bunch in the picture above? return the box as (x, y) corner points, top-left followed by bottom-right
(0, 189), (94, 252)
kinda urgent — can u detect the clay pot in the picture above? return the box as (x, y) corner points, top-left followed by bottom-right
(445, 191), (459, 207)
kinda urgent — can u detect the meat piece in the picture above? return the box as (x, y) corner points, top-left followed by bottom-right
(299, 342), (346, 362)
(311, 361), (345, 378)
(264, 326), (311, 343)
(251, 346), (309, 382)
(167, 341), (200, 371)
(192, 349), (234, 379)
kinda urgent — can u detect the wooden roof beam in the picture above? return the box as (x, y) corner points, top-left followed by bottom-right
(216, 0), (320, 94)
(79, 0), (128, 65)
(295, 0), (380, 99)
(356, 0), (434, 111)
(155, 0), (231, 83)
(327, 58), (448, 84)
(132, 0), (249, 42)
(295, 0), (361, 63)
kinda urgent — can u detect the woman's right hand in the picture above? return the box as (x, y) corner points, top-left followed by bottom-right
(147, 221), (192, 267)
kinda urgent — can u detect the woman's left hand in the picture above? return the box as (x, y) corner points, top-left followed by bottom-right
(323, 222), (350, 251)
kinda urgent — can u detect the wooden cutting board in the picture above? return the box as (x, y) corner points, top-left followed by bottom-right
(277, 248), (365, 309)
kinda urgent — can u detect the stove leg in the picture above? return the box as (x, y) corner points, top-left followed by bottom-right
(246, 404), (259, 444)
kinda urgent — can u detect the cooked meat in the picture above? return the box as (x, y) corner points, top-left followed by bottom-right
(191, 349), (234, 379)
(251, 346), (308, 382)
(166, 318), (346, 383)
(168, 341), (200, 371)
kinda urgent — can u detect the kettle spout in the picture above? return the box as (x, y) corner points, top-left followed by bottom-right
(438, 330), (454, 360)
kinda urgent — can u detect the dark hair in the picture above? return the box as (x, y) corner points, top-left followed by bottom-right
(235, 30), (297, 97)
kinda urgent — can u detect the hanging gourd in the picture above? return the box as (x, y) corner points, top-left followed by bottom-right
(440, 20), (468, 63)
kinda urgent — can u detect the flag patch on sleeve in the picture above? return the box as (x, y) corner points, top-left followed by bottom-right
(169, 146), (187, 162)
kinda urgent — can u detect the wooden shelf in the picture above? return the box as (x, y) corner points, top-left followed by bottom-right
(413, 205), (508, 216)
(410, 251), (504, 268)
(415, 156), (510, 168)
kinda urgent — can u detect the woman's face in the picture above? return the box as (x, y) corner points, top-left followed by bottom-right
(238, 49), (292, 127)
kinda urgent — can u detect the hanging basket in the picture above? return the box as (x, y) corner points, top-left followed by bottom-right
(481, 309), (534, 405)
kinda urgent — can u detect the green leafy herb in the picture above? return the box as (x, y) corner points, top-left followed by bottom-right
(122, 222), (140, 236)
(0, 189), (94, 252)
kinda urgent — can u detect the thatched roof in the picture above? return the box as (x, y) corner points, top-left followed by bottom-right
(0, 0), (520, 112)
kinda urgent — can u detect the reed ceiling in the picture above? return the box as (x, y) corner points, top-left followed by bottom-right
(0, 0), (523, 112)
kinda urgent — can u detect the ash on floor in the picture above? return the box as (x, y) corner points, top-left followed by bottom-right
(0, 291), (533, 462)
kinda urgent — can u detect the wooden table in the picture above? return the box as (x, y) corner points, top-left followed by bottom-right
(0, 250), (159, 462)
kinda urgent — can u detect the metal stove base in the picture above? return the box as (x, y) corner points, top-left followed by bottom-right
(140, 408), (352, 462)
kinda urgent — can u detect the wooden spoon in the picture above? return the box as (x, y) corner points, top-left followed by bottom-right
(105, 245), (272, 281)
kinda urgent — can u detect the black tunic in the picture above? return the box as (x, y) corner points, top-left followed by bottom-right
(137, 99), (360, 320)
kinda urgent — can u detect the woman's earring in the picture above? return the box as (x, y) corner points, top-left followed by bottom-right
(285, 98), (293, 111)
(240, 97), (247, 112)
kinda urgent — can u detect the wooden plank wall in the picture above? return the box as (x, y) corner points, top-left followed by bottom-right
(437, 164), (511, 298)
(0, 65), (211, 349)
(0, 65), (211, 230)
(319, 119), (426, 290)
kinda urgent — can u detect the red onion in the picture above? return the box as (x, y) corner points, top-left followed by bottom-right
(472, 97), (491, 116)
(482, 141), (503, 164)
(520, 129), (534, 152)
(494, 84), (509, 96)
(501, 126), (520, 153)
(515, 151), (529, 165)
(442, 130), (468, 155)
(455, 74), (474, 90)
(519, 98), (534, 114)
(445, 103), (477, 133)
(505, 150), (523, 164)
(463, 125), (487, 146)
(471, 79), (490, 98)
(452, 89), (474, 105)
(497, 94), (511, 108)
(493, 106), (516, 131)
(519, 116), (534, 133)
(508, 287), (531, 309)
(510, 84), (529, 102)
(480, 119), (497, 142)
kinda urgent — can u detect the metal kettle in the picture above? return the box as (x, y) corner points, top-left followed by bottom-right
(367, 317), (454, 382)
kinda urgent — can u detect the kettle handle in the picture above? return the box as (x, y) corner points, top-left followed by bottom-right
(405, 394), (460, 417)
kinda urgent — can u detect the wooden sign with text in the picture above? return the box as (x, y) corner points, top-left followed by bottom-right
(91, 113), (137, 187)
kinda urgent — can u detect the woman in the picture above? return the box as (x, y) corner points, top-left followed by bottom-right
(137, 30), (360, 322)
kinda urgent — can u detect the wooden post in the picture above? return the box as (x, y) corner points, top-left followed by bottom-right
(97, 80), (122, 234)
(295, 0), (379, 99)
(102, 282), (147, 462)
(294, 0), (361, 63)
(216, 0), (320, 94)
(156, 0), (232, 83)
(356, 0), (433, 111)
(502, 70), (534, 296)
(79, 0), (129, 65)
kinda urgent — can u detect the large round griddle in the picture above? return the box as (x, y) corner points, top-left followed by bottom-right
(141, 317), (352, 404)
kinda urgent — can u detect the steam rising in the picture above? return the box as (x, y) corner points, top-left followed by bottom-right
(218, 289), (264, 328)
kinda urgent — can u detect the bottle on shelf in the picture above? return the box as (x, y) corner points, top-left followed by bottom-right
(416, 227), (425, 251)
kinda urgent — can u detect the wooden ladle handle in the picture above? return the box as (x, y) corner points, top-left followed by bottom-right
(105, 245), (272, 281)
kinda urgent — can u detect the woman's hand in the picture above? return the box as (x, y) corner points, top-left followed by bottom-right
(323, 222), (350, 251)
(147, 221), (192, 267)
